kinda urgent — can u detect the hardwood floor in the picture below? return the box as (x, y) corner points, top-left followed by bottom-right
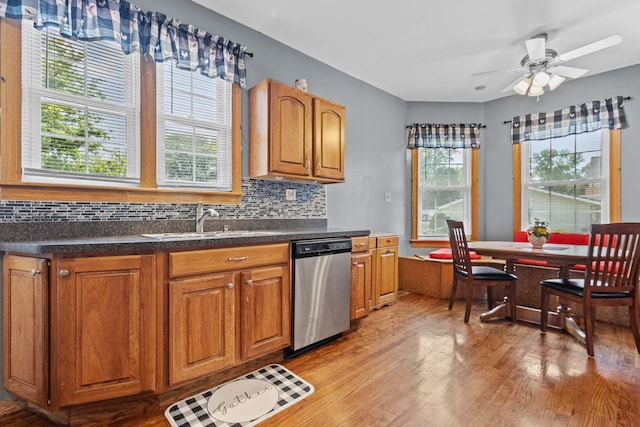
(2, 292), (640, 426)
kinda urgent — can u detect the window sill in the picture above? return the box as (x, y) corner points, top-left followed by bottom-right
(410, 239), (450, 248)
(0, 182), (243, 204)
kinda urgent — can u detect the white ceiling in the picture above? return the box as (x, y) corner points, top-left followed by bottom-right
(192, 0), (640, 102)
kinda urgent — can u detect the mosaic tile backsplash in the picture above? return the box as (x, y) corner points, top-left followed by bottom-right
(0, 178), (326, 222)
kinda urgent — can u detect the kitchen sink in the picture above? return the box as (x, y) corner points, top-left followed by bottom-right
(140, 230), (284, 240)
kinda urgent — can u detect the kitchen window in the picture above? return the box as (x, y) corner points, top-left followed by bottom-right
(156, 61), (232, 191)
(0, 19), (242, 204)
(21, 22), (140, 187)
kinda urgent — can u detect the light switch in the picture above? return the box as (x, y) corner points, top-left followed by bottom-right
(285, 189), (296, 201)
(385, 192), (391, 202)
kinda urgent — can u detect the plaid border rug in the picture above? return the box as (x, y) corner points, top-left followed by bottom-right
(165, 364), (314, 427)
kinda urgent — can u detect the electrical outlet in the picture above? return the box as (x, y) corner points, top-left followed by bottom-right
(385, 192), (391, 202)
(285, 189), (296, 201)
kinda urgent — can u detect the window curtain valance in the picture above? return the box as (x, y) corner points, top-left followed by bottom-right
(407, 123), (482, 149)
(0, 0), (249, 87)
(510, 96), (627, 144)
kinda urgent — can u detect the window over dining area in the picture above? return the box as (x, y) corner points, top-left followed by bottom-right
(408, 123), (480, 247)
(511, 97), (626, 234)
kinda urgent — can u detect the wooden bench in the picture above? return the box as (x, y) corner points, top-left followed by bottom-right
(398, 251), (505, 301)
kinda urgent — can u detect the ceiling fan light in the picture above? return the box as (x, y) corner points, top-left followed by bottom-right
(513, 77), (532, 95)
(548, 74), (566, 91)
(528, 85), (544, 97)
(532, 71), (550, 87)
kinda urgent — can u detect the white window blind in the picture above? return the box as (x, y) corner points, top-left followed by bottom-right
(21, 21), (140, 187)
(521, 129), (610, 233)
(156, 61), (233, 191)
(417, 148), (472, 238)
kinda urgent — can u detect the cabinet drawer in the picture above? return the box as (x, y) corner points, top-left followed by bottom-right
(377, 235), (398, 247)
(351, 236), (370, 253)
(369, 234), (398, 248)
(169, 243), (290, 278)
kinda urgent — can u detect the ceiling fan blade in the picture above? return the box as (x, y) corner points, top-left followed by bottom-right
(471, 67), (523, 77)
(525, 37), (546, 62)
(557, 34), (622, 62)
(547, 65), (588, 79)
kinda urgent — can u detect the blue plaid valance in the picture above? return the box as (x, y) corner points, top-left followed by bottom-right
(407, 123), (482, 149)
(511, 96), (627, 144)
(0, 0), (249, 87)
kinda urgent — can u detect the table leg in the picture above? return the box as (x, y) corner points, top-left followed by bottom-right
(479, 260), (514, 322)
(556, 265), (587, 345)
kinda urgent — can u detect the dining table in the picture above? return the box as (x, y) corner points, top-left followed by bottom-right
(467, 240), (590, 344)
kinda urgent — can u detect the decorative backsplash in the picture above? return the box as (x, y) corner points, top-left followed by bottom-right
(0, 178), (326, 223)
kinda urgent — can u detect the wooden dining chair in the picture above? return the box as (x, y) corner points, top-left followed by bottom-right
(446, 220), (517, 323)
(540, 222), (640, 357)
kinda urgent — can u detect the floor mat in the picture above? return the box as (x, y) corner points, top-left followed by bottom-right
(164, 364), (314, 427)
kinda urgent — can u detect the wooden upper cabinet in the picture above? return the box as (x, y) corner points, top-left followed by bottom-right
(250, 79), (345, 183)
(313, 97), (346, 181)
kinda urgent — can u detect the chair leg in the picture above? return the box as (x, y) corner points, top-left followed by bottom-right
(628, 305), (640, 354)
(448, 277), (458, 311)
(540, 287), (549, 332)
(584, 305), (595, 357)
(464, 281), (473, 323)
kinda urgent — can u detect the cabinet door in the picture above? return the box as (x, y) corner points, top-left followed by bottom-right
(376, 246), (399, 306)
(270, 82), (313, 176)
(350, 252), (371, 320)
(54, 255), (156, 407)
(240, 265), (291, 360)
(3, 256), (49, 407)
(169, 273), (235, 385)
(313, 97), (346, 181)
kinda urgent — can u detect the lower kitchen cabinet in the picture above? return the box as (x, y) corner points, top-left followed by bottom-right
(53, 255), (157, 407)
(169, 273), (236, 385)
(369, 233), (399, 310)
(240, 265), (290, 359)
(2, 242), (291, 418)
(3, 253), (157, 410)
(350, 236), (371, 320)
(3, 256), (49, 408)
(168, 243), (291, 385)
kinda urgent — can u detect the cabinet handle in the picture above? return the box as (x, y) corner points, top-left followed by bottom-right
(30, 269), (41, 276)
(352, 261), (360, 266)
(316, 159), (320, 172)
(305, 156), (310, 172)
(355, 243), (366, 247)
(227, 282), (234, 289)
(59, 269), (69, 277)
(227, 256), (249, 262)
(246, 279), (253, 286)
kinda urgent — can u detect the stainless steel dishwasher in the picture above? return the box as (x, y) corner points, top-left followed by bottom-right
(287, 237), (352, 357)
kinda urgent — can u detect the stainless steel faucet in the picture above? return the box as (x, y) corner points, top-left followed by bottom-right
(195, 202), (219, 233)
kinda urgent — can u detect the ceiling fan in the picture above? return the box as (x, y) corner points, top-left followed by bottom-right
(473, 33), (623, 97)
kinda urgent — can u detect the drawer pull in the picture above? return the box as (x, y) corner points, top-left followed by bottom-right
(246, 279), (253, 286)
(31, 269), (41, 276)
(227, 282), (234, 289)
(355, 242), (366, 246)
(228, 256), (249, 262)
(59, 269), (69, 277)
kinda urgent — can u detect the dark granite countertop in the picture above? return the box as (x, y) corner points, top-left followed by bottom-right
(0, 227), (370, 255)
